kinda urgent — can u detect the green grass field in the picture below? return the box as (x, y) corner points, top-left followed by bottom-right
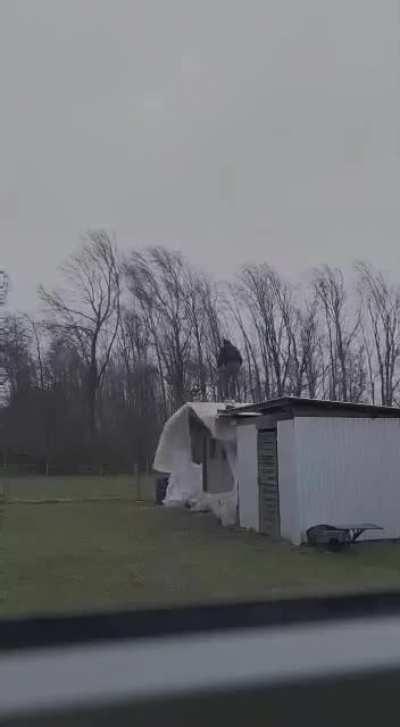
(2, 475), (400, 618)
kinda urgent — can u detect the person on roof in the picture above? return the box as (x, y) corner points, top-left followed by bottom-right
(217, 339), (243, 401)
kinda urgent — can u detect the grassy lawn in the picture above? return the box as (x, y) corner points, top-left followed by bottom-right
(2, 476), (400, 617)
(2, 473), (153, 502)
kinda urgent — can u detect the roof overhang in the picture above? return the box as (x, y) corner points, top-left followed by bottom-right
(218, 396), (400, 420)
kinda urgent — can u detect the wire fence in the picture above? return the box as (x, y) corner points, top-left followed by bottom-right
(0, 463), (153, 477)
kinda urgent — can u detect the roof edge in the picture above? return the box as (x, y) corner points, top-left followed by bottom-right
(219, 396), (400, 418)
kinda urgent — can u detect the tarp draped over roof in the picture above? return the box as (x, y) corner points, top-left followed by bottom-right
(153, 402), (225, 475)
(153, 402), (241, 525)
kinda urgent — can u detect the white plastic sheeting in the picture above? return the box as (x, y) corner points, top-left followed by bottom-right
(153, 402), (240, 526)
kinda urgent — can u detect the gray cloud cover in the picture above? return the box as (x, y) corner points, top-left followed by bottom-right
(0, 0), (398, 309)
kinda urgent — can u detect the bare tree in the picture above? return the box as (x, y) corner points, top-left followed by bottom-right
(187, 272), (226, 401)
(2, 314), (34, 397)
(0, 271), (10, 399)
(296, 297), (321, 398)
(125, 247), (196, 410)
(312, 266), (363, 401)
(356, 262), (400, 406)
(6, 237), (400, 476)
(100, 310), (162, 471)
(39, 231), (121, 439)
(234, 264), (300, 398)
(229, 289), (263, 401)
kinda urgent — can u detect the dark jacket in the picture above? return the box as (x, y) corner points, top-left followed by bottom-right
(217, 341), (243, 369)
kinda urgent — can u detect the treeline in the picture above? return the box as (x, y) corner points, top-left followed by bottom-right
(1, 230), (400, 472)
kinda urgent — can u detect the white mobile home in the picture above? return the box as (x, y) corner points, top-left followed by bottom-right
(225, 398), (400, 544)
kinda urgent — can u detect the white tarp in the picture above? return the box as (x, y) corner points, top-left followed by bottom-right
(153, 402), (241, 525)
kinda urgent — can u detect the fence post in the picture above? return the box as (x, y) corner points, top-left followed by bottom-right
(134, 463), (142, 500)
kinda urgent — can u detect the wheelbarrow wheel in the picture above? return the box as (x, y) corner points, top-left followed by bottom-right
(328, 538), (344, 553)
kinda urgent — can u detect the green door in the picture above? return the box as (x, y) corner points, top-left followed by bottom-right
(257, 429), (280, 537)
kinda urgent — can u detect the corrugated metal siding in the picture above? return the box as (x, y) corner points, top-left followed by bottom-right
(294, 417), (400, 541)
(258, 430), (280, 536)
(237, 424), (258, 530)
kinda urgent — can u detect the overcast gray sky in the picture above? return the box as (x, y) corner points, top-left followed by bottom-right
(1, 0), (399, 310)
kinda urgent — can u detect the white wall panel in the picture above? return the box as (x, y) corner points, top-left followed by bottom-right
(277, 420), (301, 543)
(294, 417), (400, 541)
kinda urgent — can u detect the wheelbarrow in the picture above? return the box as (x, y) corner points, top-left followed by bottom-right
(306, 523), (383, 552)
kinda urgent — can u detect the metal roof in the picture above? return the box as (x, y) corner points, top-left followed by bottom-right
(218, 396), (400, 419)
